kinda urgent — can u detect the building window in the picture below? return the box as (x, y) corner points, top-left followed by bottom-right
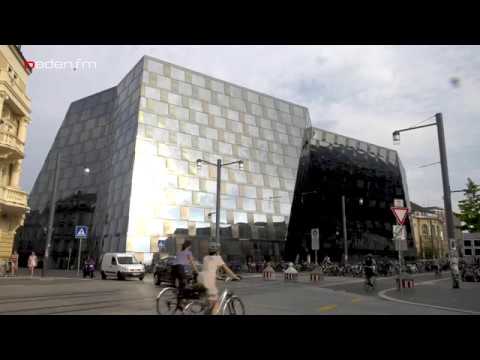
(422, 224), (428, 236)
(464, 249), (472, 255)
(464, 240), (471, 247)
(474, 240), (480, 247)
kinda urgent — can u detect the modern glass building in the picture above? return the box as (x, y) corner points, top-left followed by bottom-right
(285, 128), (414, 262)
(24, 56), (311, 265)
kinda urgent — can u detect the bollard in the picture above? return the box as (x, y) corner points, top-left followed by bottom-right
(310, 266), (324, 282)
(284, 272), (298, 281)
(396, 277), (415, 290)
(284, 262), (298, 281)
(263, 264), (275, 280)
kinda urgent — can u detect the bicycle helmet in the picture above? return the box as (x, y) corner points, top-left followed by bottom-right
(208, 242), (221, 254)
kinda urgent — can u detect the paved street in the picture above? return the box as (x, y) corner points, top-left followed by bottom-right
(1, 269), (479, 315)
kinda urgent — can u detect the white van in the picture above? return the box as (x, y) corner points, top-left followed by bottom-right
(100, 253), (145, 281)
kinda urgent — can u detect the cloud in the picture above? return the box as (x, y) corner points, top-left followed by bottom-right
(21, 45), (480, 212)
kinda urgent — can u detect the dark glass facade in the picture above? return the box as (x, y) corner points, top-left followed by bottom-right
(285, 128), (414, 262)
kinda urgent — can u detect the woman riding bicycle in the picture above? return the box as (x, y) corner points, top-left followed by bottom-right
(197, 243), (240, 315)
(171, 240), (198, 301)
(364, 254), (376, 287)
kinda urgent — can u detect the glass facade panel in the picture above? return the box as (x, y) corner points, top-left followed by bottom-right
(243, 185), (257, 199)
(202, 180), (217, 193)
(242, 198), (256, 212)
(286, 130), (411, 262)
(157, 206), (181, 220)
(218, 142), (233, 155)
(234, 212), (248, 224)
(254, 213), (267, 223)
(198, 137), (213, 152)
(166, 159), (188, 175)
(221, 195), (236, 210)
(262, 200), (274, 214)
(214, 116), (226, 129)
(188, 207), (205, 222)
(193, 192), (216, 207)
(29, 57), (312, 264)
(225, 183), (240, 196)
(179, 176), (200, 191)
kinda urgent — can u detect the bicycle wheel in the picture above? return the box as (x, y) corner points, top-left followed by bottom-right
(156, 287), (179, 315)
(363, 280), (375, 293)
(183, 300), (206, 315)
(221, 296), (245, 315)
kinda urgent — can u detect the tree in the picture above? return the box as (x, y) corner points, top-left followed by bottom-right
(458, 178), (480, 232)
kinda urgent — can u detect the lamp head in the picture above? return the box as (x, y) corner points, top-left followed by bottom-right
(196, 159), (202, 169)
(393, 131), (400, 145)
(238, 160), (244, 170)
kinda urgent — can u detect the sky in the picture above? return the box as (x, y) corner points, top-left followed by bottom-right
(20, 45), (480, 212)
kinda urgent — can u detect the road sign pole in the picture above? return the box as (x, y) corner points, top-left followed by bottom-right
(398, 239), (403, 294)
(342, 195), (348, 264)
(43, 152), (61, 277)
(77, 238), (82, 276)
(66, 247), (72, 272)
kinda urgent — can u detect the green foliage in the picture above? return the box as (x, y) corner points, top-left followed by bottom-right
(458, 178), (480, 232)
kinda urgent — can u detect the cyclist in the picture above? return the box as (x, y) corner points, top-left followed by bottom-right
(322, 255), (331, 265)
(197, 243), (240, 315)
(363, 254), (376, 287)
(171, 240), (198, 306)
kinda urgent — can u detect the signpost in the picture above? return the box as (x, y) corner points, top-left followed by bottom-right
(391, 200), (409, 292)
(393, 225), (407, 251)
(311, 228), (319, 264)
(66, 247), (72, 272)
(75, 226), (88, 276)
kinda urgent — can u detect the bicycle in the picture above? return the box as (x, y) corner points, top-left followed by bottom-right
(156, 277), (245, 315)
(363, 276), (376, 293)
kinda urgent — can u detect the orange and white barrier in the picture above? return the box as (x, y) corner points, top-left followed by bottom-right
(263, 265), (275, 280)
(284, 272), (298, 281)
(284, 263), (298, 281)
(396, 277), (415, 289)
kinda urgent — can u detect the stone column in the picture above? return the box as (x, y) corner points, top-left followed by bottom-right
(17, 116), (29, 143)
(9, 160), (21, 188)
(0, 92), (6, 120)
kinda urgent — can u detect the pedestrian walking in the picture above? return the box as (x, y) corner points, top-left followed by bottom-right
(10, 251), (19, 276)
(28, 252), (38, 277)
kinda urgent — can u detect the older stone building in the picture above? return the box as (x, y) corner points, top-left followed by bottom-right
(410, 202), (449, 259)
(0, 45), (31, 270)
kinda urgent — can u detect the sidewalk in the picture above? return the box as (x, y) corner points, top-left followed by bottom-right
(380, 277), (480, 313)
(0, 268), (91, 280)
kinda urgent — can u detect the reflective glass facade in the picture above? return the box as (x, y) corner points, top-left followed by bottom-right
(285, 128), (414, 262)
(25, 56), (310, 264)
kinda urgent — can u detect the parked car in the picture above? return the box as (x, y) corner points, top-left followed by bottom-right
(100, 253), (145, 281)
(152, 255), (201, 286)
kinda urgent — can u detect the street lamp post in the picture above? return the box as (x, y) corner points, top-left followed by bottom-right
(342, 195), (348, 264)
(42, 153), (60, 277)
(197, 158), (244, 250)
(42, 153), (91, 277)
(302, 191), (362, 264)
(393, 112), (459, 288)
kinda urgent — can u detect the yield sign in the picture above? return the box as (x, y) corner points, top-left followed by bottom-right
(391, 207), (409, 225)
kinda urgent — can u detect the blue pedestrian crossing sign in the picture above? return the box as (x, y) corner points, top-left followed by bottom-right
(75, 225), (88, 239)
